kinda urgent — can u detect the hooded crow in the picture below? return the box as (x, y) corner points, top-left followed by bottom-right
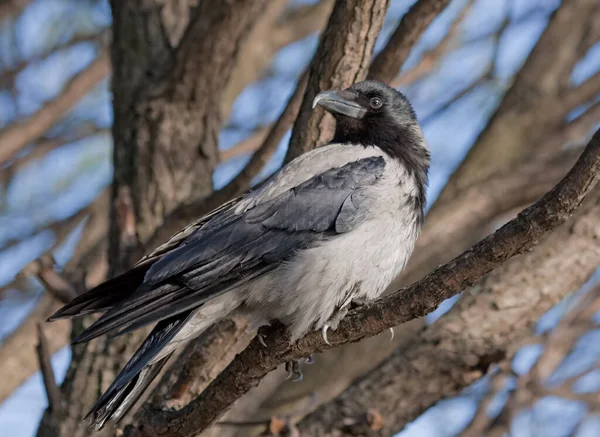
(49, 79), (430, 429)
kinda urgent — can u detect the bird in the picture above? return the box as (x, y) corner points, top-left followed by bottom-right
(48, 79), (430, 429)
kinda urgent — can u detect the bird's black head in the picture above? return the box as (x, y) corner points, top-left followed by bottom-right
(313, 80), (429, 174)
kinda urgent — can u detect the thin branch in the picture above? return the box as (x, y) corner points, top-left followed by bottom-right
(126, 129), (600, 437)
(0, 294), (68, 404)
(460, 284), (600, 436)
(1, 125), (109, 186)
(0, 50), (110, 164)
(390, 0), (473, 88)
(0, 0), (29, 19)
(21, 254), (79, 304)
(218, 127), (270, 162)
(271, 0), (335, 49)
(542, 101), (600, 152)
(36, 323), (62, 415)
(564, 72), (600, 111)
(369, 0), (453, 82)
(0, 31), (108, 88)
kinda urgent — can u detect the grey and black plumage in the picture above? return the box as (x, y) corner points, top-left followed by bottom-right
(48, 79), (430, 429)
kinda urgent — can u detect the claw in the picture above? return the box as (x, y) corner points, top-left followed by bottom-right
(322, 324), (331, 345)
(389, 327), (394, 341)
(285, 360), (303, 382)
(258, 333), (267, 347)
(304, 354), (315, 364)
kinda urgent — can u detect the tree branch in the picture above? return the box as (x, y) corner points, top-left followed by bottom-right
(460, 284), (600, 437)
(285, 0), (390, 161)
(0, 294), (68, 404)
(396, 142), (582, 287)
(0, 31), (108, 88)
(0, 0), (29, 19)
(1, 125), (108, 187)
(36, 323), (63, 415)
(438, 0), (598, 198)
(0, 50), (110, 165)
(271, 0), (335, 49)
(369, 0), (452, 81)
(564, 71), (600, 110)
(126, 128), (600, 436)
(299, 181), (600, 436)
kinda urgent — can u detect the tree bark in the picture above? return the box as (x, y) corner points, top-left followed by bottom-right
(368, 0), (452, 81)
(285, 0), (390, 161)
(35, 1), (269, 436)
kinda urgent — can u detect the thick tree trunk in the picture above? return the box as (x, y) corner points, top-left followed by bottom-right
(36, 1), (269, 436)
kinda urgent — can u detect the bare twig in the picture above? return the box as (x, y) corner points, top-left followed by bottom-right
(460, 284), (600, 436)
(218, 127), (270, 162)
(36, 323), (62, 415)
(542, 101), (600, 152)
(390, 0), (473, 87)
(0, 50), (110, 164)
(21, 254), (79, 304)
(369, 0), (453, 81)
(271, 0), (335, 49)
(0, 0), (30, 19)
(564, 72), (600, 110)
(1, 125), (109, 186)
(0, 31), (108, 88)
(125, 130), (600, 437)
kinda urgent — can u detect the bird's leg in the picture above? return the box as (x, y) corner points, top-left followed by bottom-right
(321, 305), (350, 345)
(285, 360), (303, 382)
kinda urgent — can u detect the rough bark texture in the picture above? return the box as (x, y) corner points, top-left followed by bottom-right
(285, 0), (390, 161)
(123, 130), (600, 437)
(35, 2), (269, 436)
(297, 186), (600, 436)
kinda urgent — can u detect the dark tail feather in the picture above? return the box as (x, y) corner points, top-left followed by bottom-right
(47, 263), (152, 321)
(86, 355), (171, 430)
(83, 311), (193, 430)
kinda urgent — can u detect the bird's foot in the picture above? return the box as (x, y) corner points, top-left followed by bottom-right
(304, 354), (315, 364)
(285, 360), (303, 382)
(321, 306), (350, 345)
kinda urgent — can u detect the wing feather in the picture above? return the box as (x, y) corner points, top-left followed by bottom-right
(71, 155), (386, 342)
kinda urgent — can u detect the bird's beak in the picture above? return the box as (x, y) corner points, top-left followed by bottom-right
(312, 89), (367, 119)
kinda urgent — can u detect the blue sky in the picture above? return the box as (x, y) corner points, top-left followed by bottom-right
(0, 0), (598, 436)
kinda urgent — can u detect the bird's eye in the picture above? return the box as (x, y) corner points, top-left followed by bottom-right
(369, 97), (383, 109)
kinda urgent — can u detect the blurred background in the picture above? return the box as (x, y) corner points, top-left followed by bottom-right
(0, 0), (598, 436)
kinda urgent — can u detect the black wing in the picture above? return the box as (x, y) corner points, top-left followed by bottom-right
(67, 156), (386, 343)
(48, 196), (243, 321)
